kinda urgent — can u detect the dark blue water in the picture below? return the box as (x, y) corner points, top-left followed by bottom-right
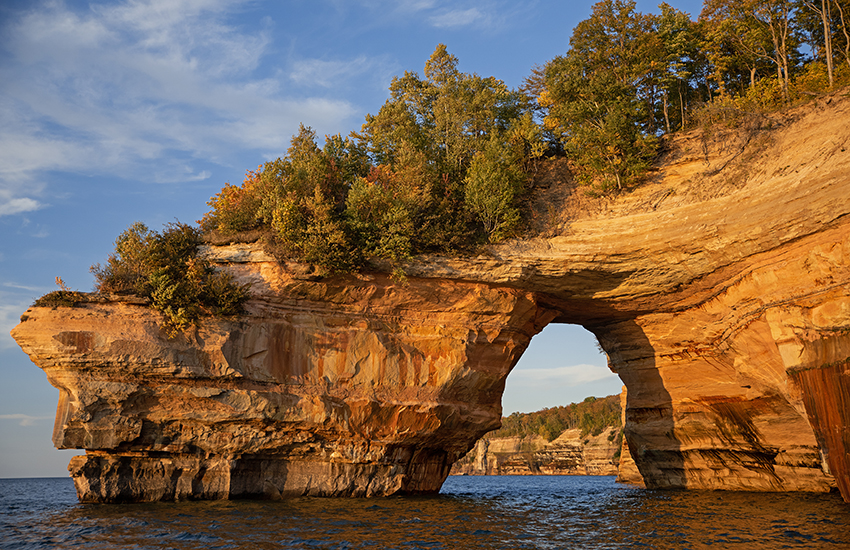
(2, 476), (849, 549)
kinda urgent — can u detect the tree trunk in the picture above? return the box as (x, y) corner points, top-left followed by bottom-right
(836, 0), (850, 69)
(808, 0), (836, 88)
(823, 0), (835, 88)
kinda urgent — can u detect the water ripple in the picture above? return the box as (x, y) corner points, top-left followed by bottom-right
(2, 477), (849, 549)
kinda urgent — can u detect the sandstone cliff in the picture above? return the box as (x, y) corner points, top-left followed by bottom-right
(450, 426), (620, 476)
(12, 90), (850, 502)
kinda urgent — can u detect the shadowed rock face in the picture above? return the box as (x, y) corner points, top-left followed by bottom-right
(11, 92), (850, 502)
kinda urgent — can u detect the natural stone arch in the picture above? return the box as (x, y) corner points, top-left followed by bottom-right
(11, 93), (850, 503)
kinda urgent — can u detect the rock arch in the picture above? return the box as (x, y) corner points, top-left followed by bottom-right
(12, 94), (850, 503)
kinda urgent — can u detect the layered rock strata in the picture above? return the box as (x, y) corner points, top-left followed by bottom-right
(450, 427), (620, 476)
(12, 92), (850, 502)
(13, 275), (555, 502)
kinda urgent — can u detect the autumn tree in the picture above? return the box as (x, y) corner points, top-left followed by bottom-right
(800, 0), (836, 86)
(701, 0), (799, 102)
(796, 0), (850, 81)
(839, 0), (850, 68)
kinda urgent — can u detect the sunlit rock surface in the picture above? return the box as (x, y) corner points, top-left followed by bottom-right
(12, 91), (850, 502)
(450, 427), (619, 476)
(13, 274), (554, 502)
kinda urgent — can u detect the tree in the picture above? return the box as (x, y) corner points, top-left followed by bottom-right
(464, 136), (525, 241)
(386, 44), (523, 175)
(658, 3), (701, 131)
(838, 0), (850, 69)
(345, 165), (418, 265)
(797, 0), (850, 74)
(359, 44), (529, 248)
(540, 0), (659, 192)
(701, 0), (798, 102)
(702, 0), (777, 94)
(800, 0), (835, 87)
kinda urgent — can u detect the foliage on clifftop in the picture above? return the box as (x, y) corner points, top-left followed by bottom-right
(199, 1), (850, 275)
(89, 222), (249, 335)
(488, 395), (622, 442)
(200, 45), (542, 276)
(76, 0), (850, 315)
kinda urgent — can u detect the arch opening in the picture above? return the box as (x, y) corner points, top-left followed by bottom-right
(503, 323), (622, 415)
(451, 323), (626, 477)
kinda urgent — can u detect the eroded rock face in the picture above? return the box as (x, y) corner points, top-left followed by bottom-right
(13, 274), (554, 502)
(11, 92), (850, 502)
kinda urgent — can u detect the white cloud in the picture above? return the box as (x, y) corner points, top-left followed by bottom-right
(0, 414), (51, 427)
(0, 293), (33, 350)
(502, 363), (622, 414)
(2, 282), (48, 293)
(0, 0), (364, 208)
(428, 7), (487, 28)
(339, 0), (510, 31)
(290, 55), (391, 89)
(508, 364), (617, 387)
(0, 195), (43, 217)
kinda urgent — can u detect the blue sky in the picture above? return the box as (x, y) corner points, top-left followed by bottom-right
(0, 0), (704, 477)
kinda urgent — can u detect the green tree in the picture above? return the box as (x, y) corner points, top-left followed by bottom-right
(540, 0), (659, 192)
(345, 165), (418, 265)
(658, 3), (702, 131)
(359, 44), (529, 249)
(701, 0), (799, 102)
(91, 222), (248, 334)
(464, 136), (525, 241)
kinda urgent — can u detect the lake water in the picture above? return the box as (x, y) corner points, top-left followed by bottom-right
(2, 475), (849, 549)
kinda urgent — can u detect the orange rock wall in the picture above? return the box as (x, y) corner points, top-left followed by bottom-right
(596, 223), (850, 494)
(13, 274), (555, 502)
(11, 92), (850, 502)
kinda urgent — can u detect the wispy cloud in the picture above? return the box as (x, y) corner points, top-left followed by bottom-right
(0, 288), (38, 350)
(341, 0), (512, 31)
(290, 55), (397, 90)
(0, 0), (362, 209)
(508, 364), (617, 387)
(2, 282), (49, 293)
(0, 414), (51, 427)
(0, 193), (42, 217)
(428, 8), (489, 28)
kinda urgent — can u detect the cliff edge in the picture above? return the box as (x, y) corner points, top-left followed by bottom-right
(12, 91), (850, 502)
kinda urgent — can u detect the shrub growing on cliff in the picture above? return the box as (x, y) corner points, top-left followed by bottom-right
(33, 278), (88, 308)
(91, 221), (249, 335)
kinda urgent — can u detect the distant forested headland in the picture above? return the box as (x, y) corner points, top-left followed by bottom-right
(489, 395), (622, 442)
